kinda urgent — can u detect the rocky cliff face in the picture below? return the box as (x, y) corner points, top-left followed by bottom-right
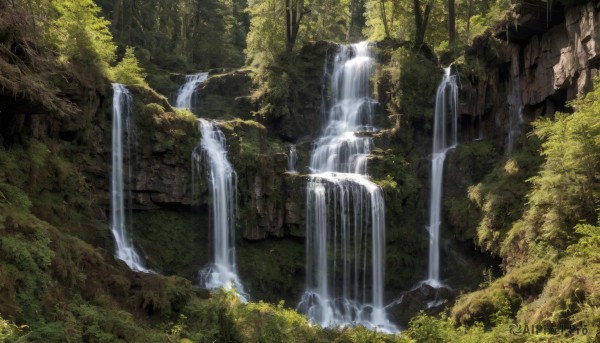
(127, 86), (198, 209)
(459, 0), (600, 149)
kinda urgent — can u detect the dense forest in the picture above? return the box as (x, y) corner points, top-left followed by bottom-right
(0, 0), (599, 342)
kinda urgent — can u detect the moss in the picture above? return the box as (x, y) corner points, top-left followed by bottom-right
(133, 273), (195, 319)
(516, 220), (600, 327)
(368, 147), (426, 289)
(465, 138), (542, 257)
(132, 209), (209, 279)
(0, 315), (25, 341)
(236, 238), (305, 305)
(451, 261), (552, 327)
(505, 261), (553, 296)
(0, 182), (32, 210)
(382, 46), (440, 129)
(133, 99), (199, 160)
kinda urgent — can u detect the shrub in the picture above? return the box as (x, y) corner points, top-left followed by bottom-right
(110, 47), (147, 86)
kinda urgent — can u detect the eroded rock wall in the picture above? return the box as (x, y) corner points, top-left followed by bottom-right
(460, 0), (600, 148)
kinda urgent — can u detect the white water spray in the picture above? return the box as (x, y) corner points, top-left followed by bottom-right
(298, 42), (396, 332)
(176, 72), (209, 109)
(425, 68), (458, 287)
(193, 119), (246, 300)
(111, 83), (151, 273)
(506, 58), (524, 155)
(287, 144), (298, 173)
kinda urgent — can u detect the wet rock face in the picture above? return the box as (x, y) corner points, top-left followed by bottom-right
(216, 120), (307, 240)
(132, 159), (192, 208)
(112, 86), (199, 209)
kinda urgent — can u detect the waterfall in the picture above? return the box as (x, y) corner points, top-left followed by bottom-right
(287, 144), (298, 173)
(110, 83), (151, 273)
(193, 119), (246, 299)
(298, 42), (396, 332)
(426, 67), (458, 287)
(176, 72), (209, 109)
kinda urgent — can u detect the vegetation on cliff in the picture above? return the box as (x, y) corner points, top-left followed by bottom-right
(2, 0), (600, 341)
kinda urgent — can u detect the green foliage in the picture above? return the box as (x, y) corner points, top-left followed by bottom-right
(135, 275), (195, 318)
(364, 0), (446, 45)
(0, 316), (26, 342)
(132, 209), (207, 278)
(110, 47), (147, 86)
(50, 0), (116, 70)
(385, 47), (439, 123)
(0, 205), (54, 325)
(333, 326), (408, 342)
(364, 0), (513, 53)
(0, 183), (32, 211)
(408, 312), (459, 342)
(237, 239), (305, 304)
(246, 0), (287, 68)
(404, 312), (529, 343)
(503, 77), (600, 264)
(246, 0), (348, 66)
(467, 141), (541, 256)
(368, 147), (423, 289)
(245, 0), (350, 127)
(98, 0), (246, 90)
(516, 212), (600, 327)
(131, 86), (199, 161)
(236, 301), (318, 342)
(449, 78), (600, 336)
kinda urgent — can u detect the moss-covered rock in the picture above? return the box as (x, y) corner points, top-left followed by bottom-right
(237, 238), (305, 305)
(197, 69), (255, 120)
(125, 86), (199, 208)
(451, 261), (552, 326)
(216, 119), (307, 240)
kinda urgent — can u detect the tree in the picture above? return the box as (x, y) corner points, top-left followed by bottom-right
(111, 47), (147, 86)
(448, 0), (455, 43)
(51, 0), (116, 70)
(413, 0), (435, 47)
(97, 0), (246, 71)
(285, 0), (310, 52)
(347, 0), (366, 41)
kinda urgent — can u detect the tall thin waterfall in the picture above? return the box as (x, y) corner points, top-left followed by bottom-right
(426, 68), (458, 287)
(193, 119), (246, 299)
(298, 42), (395, 332)
(111, 83), (151, 273)
(176, 72), (209, 109)
(287, 144), (298, 173)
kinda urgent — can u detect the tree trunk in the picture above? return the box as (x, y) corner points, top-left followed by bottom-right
(286, 0), (306, 53)
(347, 0), (365, 41)
(466, 0), (472, 42)
(285, 0), (291, 51)
(380, 0), (390, 39)
(414, 0), (434, 47)
(448, 0), (455, 44)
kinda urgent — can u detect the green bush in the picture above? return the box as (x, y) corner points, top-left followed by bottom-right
(110, 47), (147, 86)
(50, 0), (116, 71)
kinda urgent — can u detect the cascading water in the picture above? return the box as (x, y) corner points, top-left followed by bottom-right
(506, 54), (523, 155)
(176, 72), (209, 109)
(193, 119), (246, 300)
(298, 42), (396, 332)
(425, 67), (458, 287)
(111, 83), (151, 273)
(287, 144), (298, 173)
